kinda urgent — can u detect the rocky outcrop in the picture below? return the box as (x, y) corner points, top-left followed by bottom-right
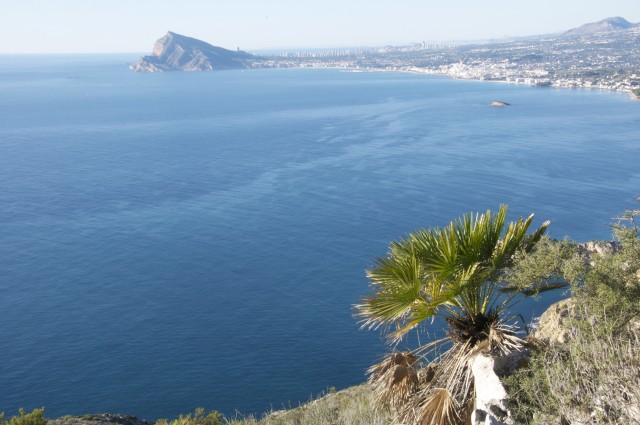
(533, 298), (577, 345)
(48, 414), (151, 425)
(577, 240), (619, 257)
(130, 32), (261, 72)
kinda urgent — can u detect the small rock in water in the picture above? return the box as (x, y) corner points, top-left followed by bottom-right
(490, 101), (510, 107)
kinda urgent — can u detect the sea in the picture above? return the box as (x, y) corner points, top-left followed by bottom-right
(1, 54), (639, 420)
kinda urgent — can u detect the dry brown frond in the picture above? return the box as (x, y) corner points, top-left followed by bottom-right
(420, 322), (523, 417)
(418, 364), (436, 386)
(436, 340), (475, 405)
(400, 388), (461, 425)
(368, 351), (421, 410)
(369, 319), (526, 424)
(488, 322), (524, 356)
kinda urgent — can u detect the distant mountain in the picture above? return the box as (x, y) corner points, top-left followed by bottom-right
(564, 17), (639, 36)
(131, 32), (259, 72)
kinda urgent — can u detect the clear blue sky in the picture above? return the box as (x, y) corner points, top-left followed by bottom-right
(1, 0), (639, 53)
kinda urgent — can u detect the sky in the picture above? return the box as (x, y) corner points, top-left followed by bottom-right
(1, 0), (639, 54)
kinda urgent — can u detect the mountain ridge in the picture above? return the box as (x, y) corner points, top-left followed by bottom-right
(564, 16), (639, 36)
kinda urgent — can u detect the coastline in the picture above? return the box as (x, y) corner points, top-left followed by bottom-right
(330, 64), (640, 99)
(268, 62), (640, 99)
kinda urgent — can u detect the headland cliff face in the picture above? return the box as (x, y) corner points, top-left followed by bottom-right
(130, 32), (259, 72)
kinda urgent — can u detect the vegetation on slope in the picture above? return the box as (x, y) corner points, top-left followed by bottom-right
(228, 385), (388, 425)
(1, 387), (387, 425)
(146, 386), (387, 425)
(506, 204), (640, 424)
(0, 408), (47, 425)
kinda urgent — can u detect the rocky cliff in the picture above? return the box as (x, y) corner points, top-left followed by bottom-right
(130, 32), (259, 72)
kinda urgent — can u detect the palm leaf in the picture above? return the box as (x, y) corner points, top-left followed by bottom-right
(356, 205), (552, 342)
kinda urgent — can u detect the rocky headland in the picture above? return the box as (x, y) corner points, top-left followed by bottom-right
(130, 32), (261, 72)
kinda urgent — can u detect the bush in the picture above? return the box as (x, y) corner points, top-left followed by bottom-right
(506, 206), (640, 424)
(507, 321), (640, 424)
(0, 408), (46, 425)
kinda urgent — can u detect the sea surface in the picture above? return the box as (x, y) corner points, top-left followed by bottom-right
(1, 54), (639, 419)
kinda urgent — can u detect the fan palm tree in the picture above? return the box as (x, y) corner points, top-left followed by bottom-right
(355, 205), (560, 424)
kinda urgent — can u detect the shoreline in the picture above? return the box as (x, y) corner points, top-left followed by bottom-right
(268, 63), (640, 100)
(335, 65), (640, 100)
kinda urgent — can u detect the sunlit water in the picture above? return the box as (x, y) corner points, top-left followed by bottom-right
(1, 55), (639, 419)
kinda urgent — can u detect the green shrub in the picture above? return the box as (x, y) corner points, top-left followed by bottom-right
(577, 212), (640, 335)
(0, 408), (46, 425)
(506, 205), (640, 424)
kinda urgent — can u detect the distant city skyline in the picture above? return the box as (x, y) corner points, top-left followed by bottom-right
(1, 0), (639, 54)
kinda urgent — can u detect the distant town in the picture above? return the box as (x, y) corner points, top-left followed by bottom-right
(257, 22), (640, 97)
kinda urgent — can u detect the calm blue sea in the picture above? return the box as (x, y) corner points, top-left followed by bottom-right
(1, 54), (639, 420)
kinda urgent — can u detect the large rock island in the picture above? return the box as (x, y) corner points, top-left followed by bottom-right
(130, 32), (260, 72)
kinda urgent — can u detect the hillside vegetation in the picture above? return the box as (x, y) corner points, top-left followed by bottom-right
(505, 206), (640, 424)
(228, 385), (388, 425)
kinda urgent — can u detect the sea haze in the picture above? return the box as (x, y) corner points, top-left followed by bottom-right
(0, 55), (639, 419)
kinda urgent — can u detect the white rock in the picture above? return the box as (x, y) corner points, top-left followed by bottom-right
(471, 354), (511, 425)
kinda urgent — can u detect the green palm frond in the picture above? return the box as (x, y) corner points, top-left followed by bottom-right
(355, 205), (550, 341)
(356, 252), (425, 330)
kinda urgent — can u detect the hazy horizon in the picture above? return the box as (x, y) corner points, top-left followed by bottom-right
(1, 0), (639, 54)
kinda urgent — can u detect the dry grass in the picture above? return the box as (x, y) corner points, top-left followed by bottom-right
(227, 384), (390, 425)
(507, 323), (640, 424)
